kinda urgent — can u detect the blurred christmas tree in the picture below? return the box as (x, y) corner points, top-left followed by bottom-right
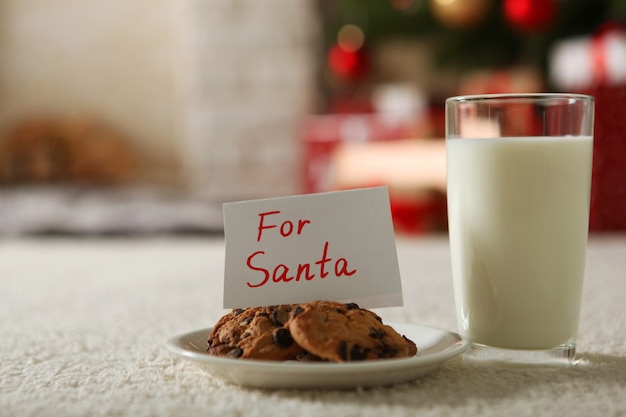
(306, 0), (626, 233)
(304, 0), (626, 232)
(317, 0), (626, 107)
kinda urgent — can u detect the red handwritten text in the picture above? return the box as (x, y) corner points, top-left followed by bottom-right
(246, 241), (357, 288)
(257, 210), (311, 242)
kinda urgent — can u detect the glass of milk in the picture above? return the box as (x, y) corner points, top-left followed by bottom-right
(445, 93), (594, 365)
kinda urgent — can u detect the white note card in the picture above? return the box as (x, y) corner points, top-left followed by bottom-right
(222, 186), (403, 309)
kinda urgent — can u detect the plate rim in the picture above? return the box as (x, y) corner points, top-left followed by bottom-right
(166, 322), (469, 374)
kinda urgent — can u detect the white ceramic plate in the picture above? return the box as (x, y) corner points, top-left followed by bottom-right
(166, 323), (469, 389)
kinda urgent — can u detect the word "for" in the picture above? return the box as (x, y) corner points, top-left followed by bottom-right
(256, 210), (311, 242)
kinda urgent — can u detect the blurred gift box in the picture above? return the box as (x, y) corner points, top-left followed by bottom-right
(550, 27), (626, 232)
(300, 112), (447, 234)
(586, 83), (626, 232)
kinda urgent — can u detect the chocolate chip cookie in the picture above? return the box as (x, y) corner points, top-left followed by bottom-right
(206, 305), (305, 361)
(285, 301), (417, 362)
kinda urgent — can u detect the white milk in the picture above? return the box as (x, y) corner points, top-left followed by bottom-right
(446, 136), (593, 349)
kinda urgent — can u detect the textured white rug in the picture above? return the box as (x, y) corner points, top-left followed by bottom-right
(1, 236), (625, 417)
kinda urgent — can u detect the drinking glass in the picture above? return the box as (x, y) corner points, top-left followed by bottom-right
(445, 93), (594, 365)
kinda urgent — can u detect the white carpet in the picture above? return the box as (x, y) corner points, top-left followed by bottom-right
(1, 236), (625, 417)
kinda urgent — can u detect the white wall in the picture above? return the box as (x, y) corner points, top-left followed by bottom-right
(0, 0), (319, 198)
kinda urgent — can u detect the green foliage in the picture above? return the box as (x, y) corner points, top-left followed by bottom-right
(320, 0), (623, 71)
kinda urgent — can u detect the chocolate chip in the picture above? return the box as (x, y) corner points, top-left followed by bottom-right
(272, 328), (294, 348)
(296, 351), (324, 362)
(369, 328), (385, 339)
(271, 310), (285, 326)
(338, 341), (348, 361)
(258, 311), (270, 318)
(241, 331), (251, 339)
(344, 302), (360, 310)
(292, 306), (304, 318)
(227, 347), (243, 358)
(240, 316), (253, 325)
(381, 343), (399, 357)
(350, 344), (367, 361)
(232, 308), (245, 316)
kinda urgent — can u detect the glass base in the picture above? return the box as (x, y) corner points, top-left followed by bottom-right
(463, 342), (576, 367)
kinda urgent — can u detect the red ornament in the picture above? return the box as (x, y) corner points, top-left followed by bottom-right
(503, 0), (556, 32)
(327, 44), (368, 81)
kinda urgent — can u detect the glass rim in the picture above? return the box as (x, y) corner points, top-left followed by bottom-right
(446, 93), (594, 104)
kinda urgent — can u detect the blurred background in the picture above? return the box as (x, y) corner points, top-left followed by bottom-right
(0, 0), (624, 236)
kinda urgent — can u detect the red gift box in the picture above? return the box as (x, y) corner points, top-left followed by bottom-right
(300, 113), (425, 194)
(587, 83), (626, 232)
(300, 113), (448, 234)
